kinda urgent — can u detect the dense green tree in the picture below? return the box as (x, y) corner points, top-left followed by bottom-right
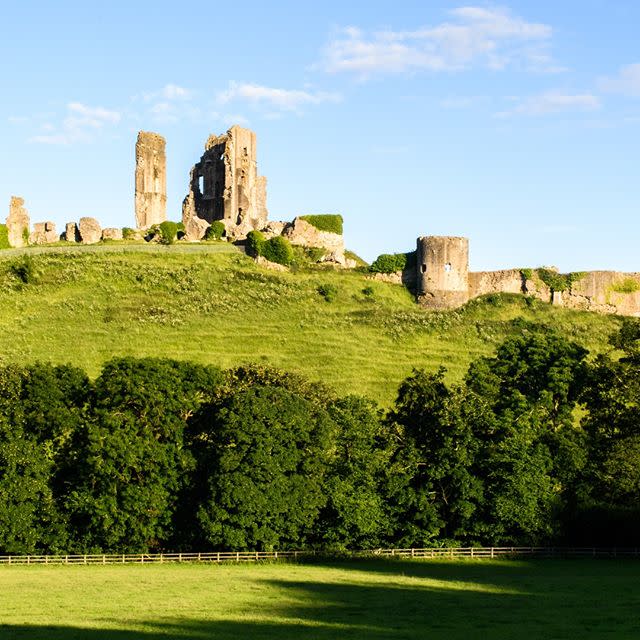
(0, 364), (87, 553)
(66, 358), (222, 552)
(385, 369), (483, 545)
(191, 385), (334, 550)
(465, 327), (588, 544)
(313, 395), (391, 548)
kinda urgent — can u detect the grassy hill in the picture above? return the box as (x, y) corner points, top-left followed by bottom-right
(0, 243), (620, 405)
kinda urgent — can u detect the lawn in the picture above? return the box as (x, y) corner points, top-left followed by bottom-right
(0, 244), (620, 405)
(0, 558), (638, 638)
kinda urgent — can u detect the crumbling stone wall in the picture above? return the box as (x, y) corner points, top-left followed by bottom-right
(182, 125), (268, 240)
(283, 217), (346, 264)
(419, 235), (640, 316)
(6, 196), (30, 247)
(416, 236), (470, 309)
(29, 221), (58, 245)
(135, 131), (167, 229)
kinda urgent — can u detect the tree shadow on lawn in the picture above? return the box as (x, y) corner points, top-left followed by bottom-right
(2, 558), (638, 639)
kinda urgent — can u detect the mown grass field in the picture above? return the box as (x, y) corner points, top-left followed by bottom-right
(0, 558), (638, 638)
(0, 243), (620, 405)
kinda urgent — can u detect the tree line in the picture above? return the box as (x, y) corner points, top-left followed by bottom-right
(1, 319), (639, 554)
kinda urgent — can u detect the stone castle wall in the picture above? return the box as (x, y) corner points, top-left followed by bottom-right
(418, 235), (640, 316)
(182, 125), (268, 240)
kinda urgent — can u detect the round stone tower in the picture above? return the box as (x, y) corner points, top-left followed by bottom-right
(416, 236), (470, 309)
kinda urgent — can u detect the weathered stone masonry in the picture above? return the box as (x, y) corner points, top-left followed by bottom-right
(135, 131), (167, 229)
(182, 125), (268, 240)
(415, 235), (640, 316)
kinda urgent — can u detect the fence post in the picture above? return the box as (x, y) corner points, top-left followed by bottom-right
(470, 548), (474, 558)
(411, 548), (415, 558)
(491, 547), (494, 559)
(83, 555), (87, 565)
(236, 552), (239, 562)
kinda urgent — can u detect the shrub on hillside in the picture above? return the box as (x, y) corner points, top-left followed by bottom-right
(246, 230), (265, 257)
(205, 221), (226, 241)
(369, 251), (416, 274)
(0, 224), (9, 250)
(9, 256), (38, 284)
(158, 221), (180, 245)
(122, 227), (137, 240)
(263, 236), (294, 266)
(317, 283), (338, 302)
(299, 215), (343, 235)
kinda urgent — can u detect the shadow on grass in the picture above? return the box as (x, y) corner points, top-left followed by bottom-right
(2, 559), (639, 639)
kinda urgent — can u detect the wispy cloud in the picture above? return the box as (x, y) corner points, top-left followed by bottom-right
(598, 63), (640, 97)
(139, 83), (194, 103)
(319, 6), (560, 77)
(217, 81), (342, 113)
(496, 91), (601, 117)
(29, 102), (122, 144)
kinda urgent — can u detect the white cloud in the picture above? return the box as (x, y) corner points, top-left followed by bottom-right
(139, 83), (193, 103)
(160, 84), (192, 100)
(8, 116), (29, 124)
(28, 102), (121, 145)
(598, 63), (640, 97)
(320, 7), (559, 77)
(218, 81), (342, 112)
(496, 91), (601, 117)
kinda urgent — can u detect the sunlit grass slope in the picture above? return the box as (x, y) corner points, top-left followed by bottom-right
(0, 244), (619, 404)
(0, 559), (638, 638)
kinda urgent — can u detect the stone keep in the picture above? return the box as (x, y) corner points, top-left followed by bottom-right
(416, 236), (470, 309)
(6, 196), (30, 247)
(182, 125), (268, 239)
(135, 131), (167, 229)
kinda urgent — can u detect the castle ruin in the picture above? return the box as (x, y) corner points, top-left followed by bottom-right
(182, 125), (268, 240)
(6, 197), (30, 248)
(135, 131), (167, 229)
(416, 236), (469, 309)
(411, 235), (640, 316)
(4, 124), (640, 316)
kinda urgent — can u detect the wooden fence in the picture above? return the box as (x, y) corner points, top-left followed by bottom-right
(0, 547), (639, 565)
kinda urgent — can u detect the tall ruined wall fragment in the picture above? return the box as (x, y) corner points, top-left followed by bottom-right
(135, 131), (167, 229)
(6, 196), (30, 247)
(182, 125), (268, 239)
(416, 236), (470, 309)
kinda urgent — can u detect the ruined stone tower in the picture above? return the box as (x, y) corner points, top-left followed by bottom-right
(182, 125), (268, 239)
(416, 236), (470, 309)
(6, 196), (30, 247)
(135, 131), (167, 229)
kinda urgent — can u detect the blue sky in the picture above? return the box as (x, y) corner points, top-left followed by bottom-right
(1, 0), (639, 271)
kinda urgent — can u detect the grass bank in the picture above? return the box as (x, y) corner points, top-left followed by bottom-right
(0, 244), (619, 405)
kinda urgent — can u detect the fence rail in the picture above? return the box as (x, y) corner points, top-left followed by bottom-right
(0, 547), (639, 565)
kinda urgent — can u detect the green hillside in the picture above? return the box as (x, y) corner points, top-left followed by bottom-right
(0, 243), (620, 405)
